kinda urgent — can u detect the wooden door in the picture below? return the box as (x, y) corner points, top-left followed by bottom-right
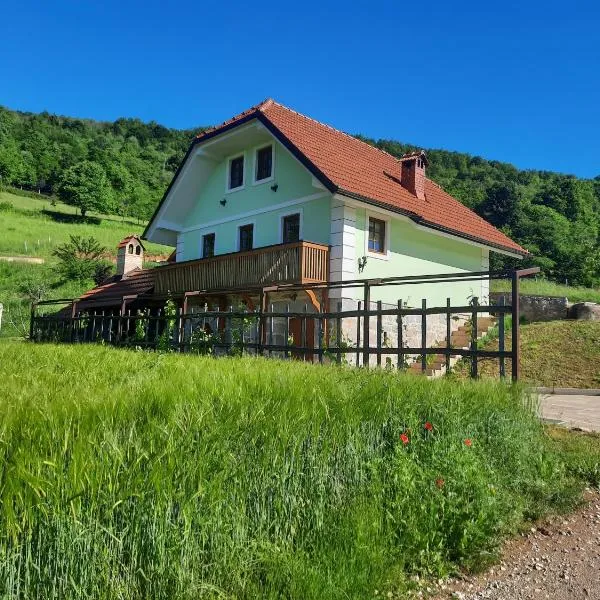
(289, 317), (315, 361)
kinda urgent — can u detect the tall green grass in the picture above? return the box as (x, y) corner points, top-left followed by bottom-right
(491, 277), (600, 304)
(0, 342), (585, 599)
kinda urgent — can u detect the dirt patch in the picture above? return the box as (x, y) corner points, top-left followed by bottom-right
(431, 490), (600, 599)
(0, 255), (44, 264)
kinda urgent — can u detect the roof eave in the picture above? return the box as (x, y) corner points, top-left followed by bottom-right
(335, 189), (527, 258)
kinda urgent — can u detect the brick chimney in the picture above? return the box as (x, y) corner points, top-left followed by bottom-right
(400, 151), (428, 200)
(116, 235), (144, 277)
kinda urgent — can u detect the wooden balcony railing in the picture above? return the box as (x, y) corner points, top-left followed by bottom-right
(153, 241), (329, 294)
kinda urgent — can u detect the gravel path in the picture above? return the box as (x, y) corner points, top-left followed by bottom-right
(433, 490), (600, 600)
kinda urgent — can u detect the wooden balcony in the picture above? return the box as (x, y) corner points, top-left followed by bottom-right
(153, 241), (329, 294)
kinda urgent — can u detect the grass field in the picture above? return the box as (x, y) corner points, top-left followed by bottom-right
(491, 277), (600, 304)
(453, 320), (600, 388)
(1, 341), (599, 599)
(0, 190), (169, 260)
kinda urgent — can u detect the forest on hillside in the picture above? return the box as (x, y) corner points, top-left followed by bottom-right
(1, 105), (599, 286)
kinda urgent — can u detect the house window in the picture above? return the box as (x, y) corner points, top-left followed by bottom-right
(368, 217), (386, 254)
(239, 224), (254, 252)
(128, 244), (134, 254)
(282, 213), (300, 244)
(228, 155), (244, 190)
(255, 145), (273, 182)
(202, 233), (215, 258)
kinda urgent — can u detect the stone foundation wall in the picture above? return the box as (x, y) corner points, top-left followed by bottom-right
(490, 292), (569, 322)
(333, 298), (467, 367)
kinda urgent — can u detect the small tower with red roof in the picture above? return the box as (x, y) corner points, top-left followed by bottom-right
(116, 235), (145, 277)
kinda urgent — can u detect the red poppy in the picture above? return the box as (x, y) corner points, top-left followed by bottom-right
(435, 477), (445, 489)
(400, 433), (409, 445)
(424, 422), (433, 431)
(464, 438), (473, 447)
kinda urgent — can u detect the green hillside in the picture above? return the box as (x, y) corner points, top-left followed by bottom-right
(0, 190), (171, 338)
(1, 105), (600, 285)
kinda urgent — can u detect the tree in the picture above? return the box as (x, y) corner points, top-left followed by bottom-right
(52, 235), (112, 283)
(477, 182), (520, 228)
(57, 161), (114, 216)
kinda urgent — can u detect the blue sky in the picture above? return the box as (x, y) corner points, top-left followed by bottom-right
(1, 1), (599, 177)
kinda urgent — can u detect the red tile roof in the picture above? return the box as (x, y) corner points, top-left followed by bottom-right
(77, 268), (155, 309)
(194, 99), (526, 255)
(117, 235), (145, 249)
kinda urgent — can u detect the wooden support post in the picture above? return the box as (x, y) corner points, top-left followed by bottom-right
(317, 304), (324, 364)
(179, 293), (190, 352)
(269, 302), (274, 357)
(70, 301), (78, 343)
(362, 283), (370, 367)
(302, 303), (308, 362)
(258, 289), (267, 355)
(284, 304), (289, 359)
(512, 270), (520, 381)
(29, 302), (36, 341)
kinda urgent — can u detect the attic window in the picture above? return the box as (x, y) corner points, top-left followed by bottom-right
(135, 246), (141, 256)
(128, 244), (134, 254)
(254, 145), (273, 182)
(227, 155), (244, 191)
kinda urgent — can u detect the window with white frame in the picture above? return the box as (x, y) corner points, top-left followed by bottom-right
(254, 145), (273, 182)
(368, 216), (386, 254)
(227, 155), (244, 190)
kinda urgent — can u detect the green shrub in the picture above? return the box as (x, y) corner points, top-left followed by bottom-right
(52, 234), (112, 283)
(0, 343), (586, 599)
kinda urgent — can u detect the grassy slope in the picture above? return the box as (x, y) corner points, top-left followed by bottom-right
(0, 190), (169, 259)
(0, 191), (172, 338)
(1, 341), (598, 599)
(491, 278), (600, 304)
(454, 321), (600, 388)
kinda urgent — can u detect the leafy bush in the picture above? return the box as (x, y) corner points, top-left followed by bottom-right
(0, 342), (587, 599)
(52, 235), (112, 283)
(0, 200), (13, 211)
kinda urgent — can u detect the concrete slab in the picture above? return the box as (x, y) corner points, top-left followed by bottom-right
(539, 393), (600, 432)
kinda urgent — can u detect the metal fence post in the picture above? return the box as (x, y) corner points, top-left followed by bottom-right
(470, 296), (479, 378)
(511, 270), (520, 381)
(362, 282), (370, 367)
(499, 295), (506, 378)
(445, 297), (451, 374)
(376, 300), (382, 367)
(421, 298), (427, 373)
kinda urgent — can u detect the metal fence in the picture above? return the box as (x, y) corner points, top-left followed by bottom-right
(30, 268), (540, 380)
